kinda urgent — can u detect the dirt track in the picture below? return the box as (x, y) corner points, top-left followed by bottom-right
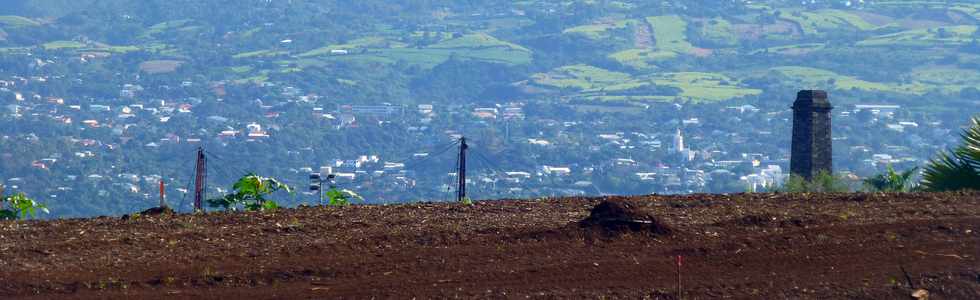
(1, 192), (978, 299)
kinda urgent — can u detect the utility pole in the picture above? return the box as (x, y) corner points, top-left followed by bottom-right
(457, 137), (468, 202)
(193, 147), (207, 211)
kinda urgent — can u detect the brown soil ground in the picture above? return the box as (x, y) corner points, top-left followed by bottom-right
(1, 192), (978, 299)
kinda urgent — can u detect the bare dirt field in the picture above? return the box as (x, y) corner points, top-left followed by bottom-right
(1, 192), (978, 299)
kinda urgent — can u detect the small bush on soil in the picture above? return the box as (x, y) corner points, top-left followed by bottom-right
(580, 200), (672, 236)
(864, 165), (918, 192)
(0, 184), (48, 220)
(777, 171), (852, 193)
(326, 188), (363, 206)
(208, 173), (292, 211)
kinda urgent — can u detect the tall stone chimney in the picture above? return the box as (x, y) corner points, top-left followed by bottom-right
(790, 90), (833, 180)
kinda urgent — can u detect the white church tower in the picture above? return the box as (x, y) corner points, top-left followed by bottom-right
(673, 128), (685, 153)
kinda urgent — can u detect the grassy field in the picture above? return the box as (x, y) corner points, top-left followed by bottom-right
(646, 15), (693, 53)
(693, 17), (737, 46)
(777, 9), (877, 35)
(0, 47), (31, 53)
(563, 19), (634, 40)
(750, 43), (825, 55)
(41, 40), (86, 50)
(911, 67), (980, 85)
(233, 49), (288, 59)
(429, 33), (530, 52)
(532, 66), (761, 103)
(300, 33), (532, 68)
(0, 16), (40, 27)
(640, 72), (761, 102)
(531, 64), (632, 90)
(298, 37), (394, 58)
(608, 49), (677, 70)
(606, 15), (693, 69)
(858, 25), (978, 47)
(230, 66), (254, 74)
(140, 19), (193, 39)
(766, 66), (932, 94)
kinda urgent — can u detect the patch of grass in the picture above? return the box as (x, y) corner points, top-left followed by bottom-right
(337, 78), (358, 86)
(608, 49), (677, 69)
(563, 19), (634, 40)
(230, 66), (253, 74)
(429, 33), (530, 53)
(750, 43), (825, 55)
(531, 64), (632, 90)
(0, 16), (40, 27)
(768, 66), (929, 94)
(302, 33), (532, 67)
(646, 15), (693, 53)
(559, 71), (761, 103)
(645, 72), (761, 102)
(233, 73), (270, 84)
(239, 27), (262, 39)
(298, 37), (391, 58)
(693, 17), (737, 46)
(911, 67), (980, 85)
(817, 9), (877, 31)
(141, 19), (193, 38)
(233, 50), (287, 59)
(0, 47), (31, 53)
(778, 9), (876, 35)
(42, 40), (86, 50)
(321, 44), (532, 68)
(857, 25), (978, 47)
(97, 46), (140, 53)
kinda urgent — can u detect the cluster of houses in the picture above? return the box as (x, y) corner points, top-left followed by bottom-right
(0, 70), (961, 201)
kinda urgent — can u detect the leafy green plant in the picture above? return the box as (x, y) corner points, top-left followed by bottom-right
(207, 173), (292, 211)
(778, 171), (852, 193)
(326, 188), (363, 206)
(0, 188), (49, 220)
(864, 165), (918, 192)
(921, 116), (980, 191)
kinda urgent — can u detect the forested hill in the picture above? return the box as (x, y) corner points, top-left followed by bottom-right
(2, 0), (979, 217)
(3, 0), (980, 106)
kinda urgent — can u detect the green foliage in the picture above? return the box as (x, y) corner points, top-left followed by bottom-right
(921, 116), (980, 191)
(326, 188), (363, 206)
(0, 187), (49, 220)
(778, 171), (851, 193)
(461, 197), (474, 205)
(864, 165), (918, 192)
(207, 173), (292, 211)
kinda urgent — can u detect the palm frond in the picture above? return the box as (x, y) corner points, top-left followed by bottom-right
(921, 151), (980, 191)
(955, 116), (980, 168)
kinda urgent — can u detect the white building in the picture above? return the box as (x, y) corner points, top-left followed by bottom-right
(672, 128), (685, 153)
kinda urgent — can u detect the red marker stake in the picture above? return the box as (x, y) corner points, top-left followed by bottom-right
(676, 255), (683, 300)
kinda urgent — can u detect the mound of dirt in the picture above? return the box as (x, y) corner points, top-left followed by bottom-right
(579, 200), (672, 236)
(122, 206), (174, 219)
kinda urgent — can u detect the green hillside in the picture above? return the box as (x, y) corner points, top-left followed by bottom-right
(0, 0), (977, 106)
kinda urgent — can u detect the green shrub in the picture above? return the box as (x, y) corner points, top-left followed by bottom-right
(0, 185), (48, 220)
(864, 165), (918, 192)
(777, 171), (852, 193)
(326, 188), (363, 206)
(208, 173), (292, 211)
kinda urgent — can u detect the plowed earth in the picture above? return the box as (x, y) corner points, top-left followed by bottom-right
(1, 192), (979, 299)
